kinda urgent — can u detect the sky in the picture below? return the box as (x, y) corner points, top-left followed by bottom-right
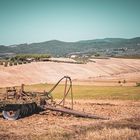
(0, 0), (140, 45)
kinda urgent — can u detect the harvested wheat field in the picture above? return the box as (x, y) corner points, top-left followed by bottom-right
(0, 100), (140, 140)
(0, 57), (140, 140)
(0, 58), (140, 87)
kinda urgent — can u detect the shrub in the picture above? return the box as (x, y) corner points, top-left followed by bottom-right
(118, 81), (121, 84)
(9, 62), (13, 66)
(123, 80), (126, 84)
(136, 82), (140, 87)
(14, 62), (17, 65)
(95, 54), (100, 57)
(4, 62), (8, 67)
(18, 61), (22, 65)
(0, 61), (3, 65)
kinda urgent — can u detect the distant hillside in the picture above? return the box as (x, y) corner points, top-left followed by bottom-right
(0, 37), (140, 57)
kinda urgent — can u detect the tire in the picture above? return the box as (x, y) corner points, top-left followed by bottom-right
(2, 109), (20, 120)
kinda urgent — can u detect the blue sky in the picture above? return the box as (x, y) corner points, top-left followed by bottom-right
(0, 0), (140, 45)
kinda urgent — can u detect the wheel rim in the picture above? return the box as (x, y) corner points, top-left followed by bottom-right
(2, 109), (20, 120)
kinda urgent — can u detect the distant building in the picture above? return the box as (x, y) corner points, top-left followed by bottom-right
(70, 55), (77, 58)
(26, 58), (35, 62)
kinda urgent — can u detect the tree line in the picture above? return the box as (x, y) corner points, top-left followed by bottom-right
(0, 54), (51, 67)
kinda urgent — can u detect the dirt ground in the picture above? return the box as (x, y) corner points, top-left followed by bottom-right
(0, 58), (140, 87)
(0, 100), (140, 140)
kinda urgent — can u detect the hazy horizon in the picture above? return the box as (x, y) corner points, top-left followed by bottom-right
(0, 0), (140, 45)
(2, 36), (140, 46)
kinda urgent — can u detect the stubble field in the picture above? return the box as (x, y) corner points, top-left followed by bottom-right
(0, 58), (140, 87)
(0, 84), (140, 140)
(0, 58), (140, 139)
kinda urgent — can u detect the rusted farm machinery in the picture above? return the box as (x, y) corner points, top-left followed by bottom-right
(0, 76), (108, 120)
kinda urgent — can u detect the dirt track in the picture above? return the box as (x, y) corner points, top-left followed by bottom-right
(0, 58), (140, 87)
(0, 100), (140, 140)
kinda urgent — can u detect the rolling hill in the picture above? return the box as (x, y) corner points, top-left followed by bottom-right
(0, 37), (140, 57)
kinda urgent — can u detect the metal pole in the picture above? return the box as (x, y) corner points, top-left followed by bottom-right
(43, 105), (109, 120)
(63, 78), (67, 107)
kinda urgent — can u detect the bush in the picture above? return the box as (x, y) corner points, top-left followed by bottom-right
(0, 61), (3, 65)
(136, 82), (140, 87)
(95, 54), (100, 57)
(18, 61), (22, 65)
(14, 62), (18, 65)
(123, 80), (126, 84)
(118, 81), (121, 84)
(9, 62), (13, 66)
(4, 62), (8, 67)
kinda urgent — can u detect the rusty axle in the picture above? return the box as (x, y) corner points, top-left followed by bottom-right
(42, 105), (109, 120)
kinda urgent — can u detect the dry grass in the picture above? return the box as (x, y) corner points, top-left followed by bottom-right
(0, 84), (140, 139)
(0, 83), (140, 140)
(0, 99), (140, 140)
(77, 127), (140, 140)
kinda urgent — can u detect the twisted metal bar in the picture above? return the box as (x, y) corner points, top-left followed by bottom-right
(45, 76), (73, 109)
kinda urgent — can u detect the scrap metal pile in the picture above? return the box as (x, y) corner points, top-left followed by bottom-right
(0, 76), (108, 120)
